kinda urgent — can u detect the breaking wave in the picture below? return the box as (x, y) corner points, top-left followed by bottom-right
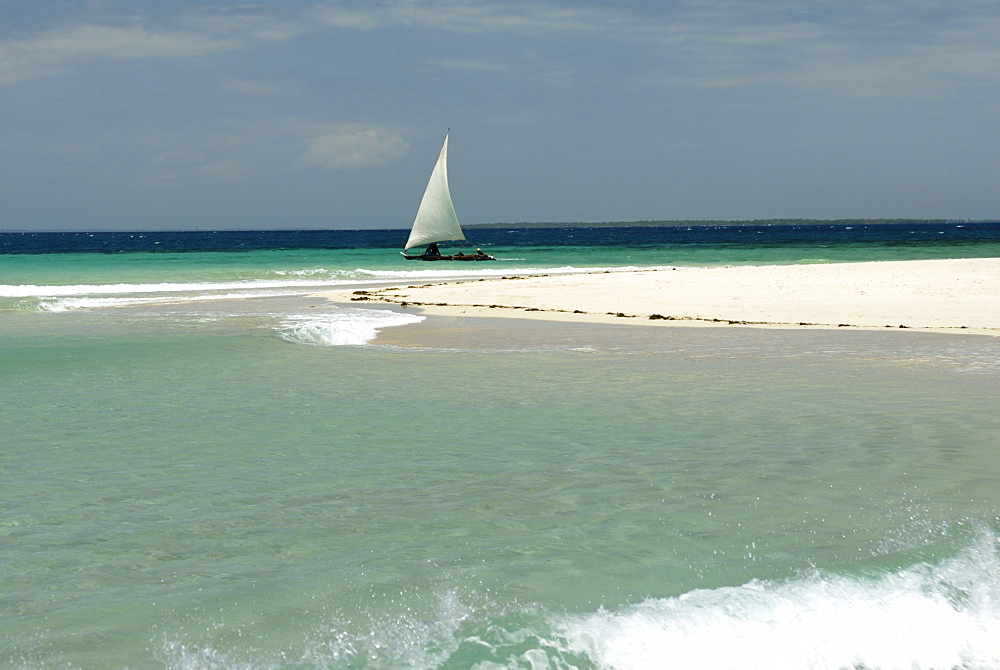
(278, 309), (425, 346)
(1, 278), (353, 299)
(34, 291), (294, 312)
(153, 528), (1000, 669)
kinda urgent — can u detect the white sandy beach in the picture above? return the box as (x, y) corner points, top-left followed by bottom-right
(323, 258), (1000, 336)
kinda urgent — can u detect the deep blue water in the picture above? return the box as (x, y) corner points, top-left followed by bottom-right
(3, 221), (1000, 254)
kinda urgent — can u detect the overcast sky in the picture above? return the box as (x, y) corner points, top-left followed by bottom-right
(2, 0), (998, 230)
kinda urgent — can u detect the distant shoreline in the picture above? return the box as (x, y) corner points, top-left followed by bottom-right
(464, 218), (994, 229)
(3, 219), (997, 234)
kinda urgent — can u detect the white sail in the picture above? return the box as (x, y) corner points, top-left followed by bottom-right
(404, 131), (466, 250)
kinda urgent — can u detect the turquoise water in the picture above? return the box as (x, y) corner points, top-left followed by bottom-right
(5, 225), (1000, 300)
(3, 231), (1000, 668)
(6, 242), (1000, 317)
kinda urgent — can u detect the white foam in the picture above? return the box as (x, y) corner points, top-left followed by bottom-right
(1, 279), (344, 298)
(146, 530), (1000, 669)
(156, 591), (472, 670)
(35, 291), (291, 312)
(557, 532), (1000, 669)
(278, 308), (424, 346)
(2, 265), (663, 307)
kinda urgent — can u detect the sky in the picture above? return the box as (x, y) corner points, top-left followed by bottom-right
(1, 0), (998, 231)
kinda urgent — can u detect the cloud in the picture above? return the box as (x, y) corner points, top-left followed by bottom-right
(300, 0), (1000, 101)
(424, 57), (509, 73)
(220, 78), (300, 96)
(178, 10), (310, 43)
(144, 144), (244, 186)
(195, 159), (251, 182)
(299, 126), (410, 171)
(7, 0), (997, 99)
(662, 13), (1000, 99)
(309, 1), (622, 36)
(0, 24), (243, 84)
(0, 7), (311, 85)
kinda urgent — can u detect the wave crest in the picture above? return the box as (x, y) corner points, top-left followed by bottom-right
(278, 309), (424, 346)
(152, 528), (1000, 669)
(558, 529), (1000, 669)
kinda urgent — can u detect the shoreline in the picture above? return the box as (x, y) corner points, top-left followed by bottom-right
(317, 258), (1000, 337)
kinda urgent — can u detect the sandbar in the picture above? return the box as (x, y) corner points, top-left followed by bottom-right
(319, 258), (1000, 336)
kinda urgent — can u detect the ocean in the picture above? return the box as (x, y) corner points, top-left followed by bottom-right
(3, 223), (1000, 669)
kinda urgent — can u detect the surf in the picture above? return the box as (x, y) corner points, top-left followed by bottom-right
(149, 526), (1000, 669)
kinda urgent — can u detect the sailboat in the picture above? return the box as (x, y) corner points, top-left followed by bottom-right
(401, 131), (495, 261)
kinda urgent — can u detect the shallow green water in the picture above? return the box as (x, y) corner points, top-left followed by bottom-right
(3, 302), (1000, 668)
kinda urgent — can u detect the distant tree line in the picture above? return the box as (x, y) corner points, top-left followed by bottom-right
(465, 218), (982, 229)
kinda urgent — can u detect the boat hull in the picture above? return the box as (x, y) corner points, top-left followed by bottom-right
(401, 253), (496, 261)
